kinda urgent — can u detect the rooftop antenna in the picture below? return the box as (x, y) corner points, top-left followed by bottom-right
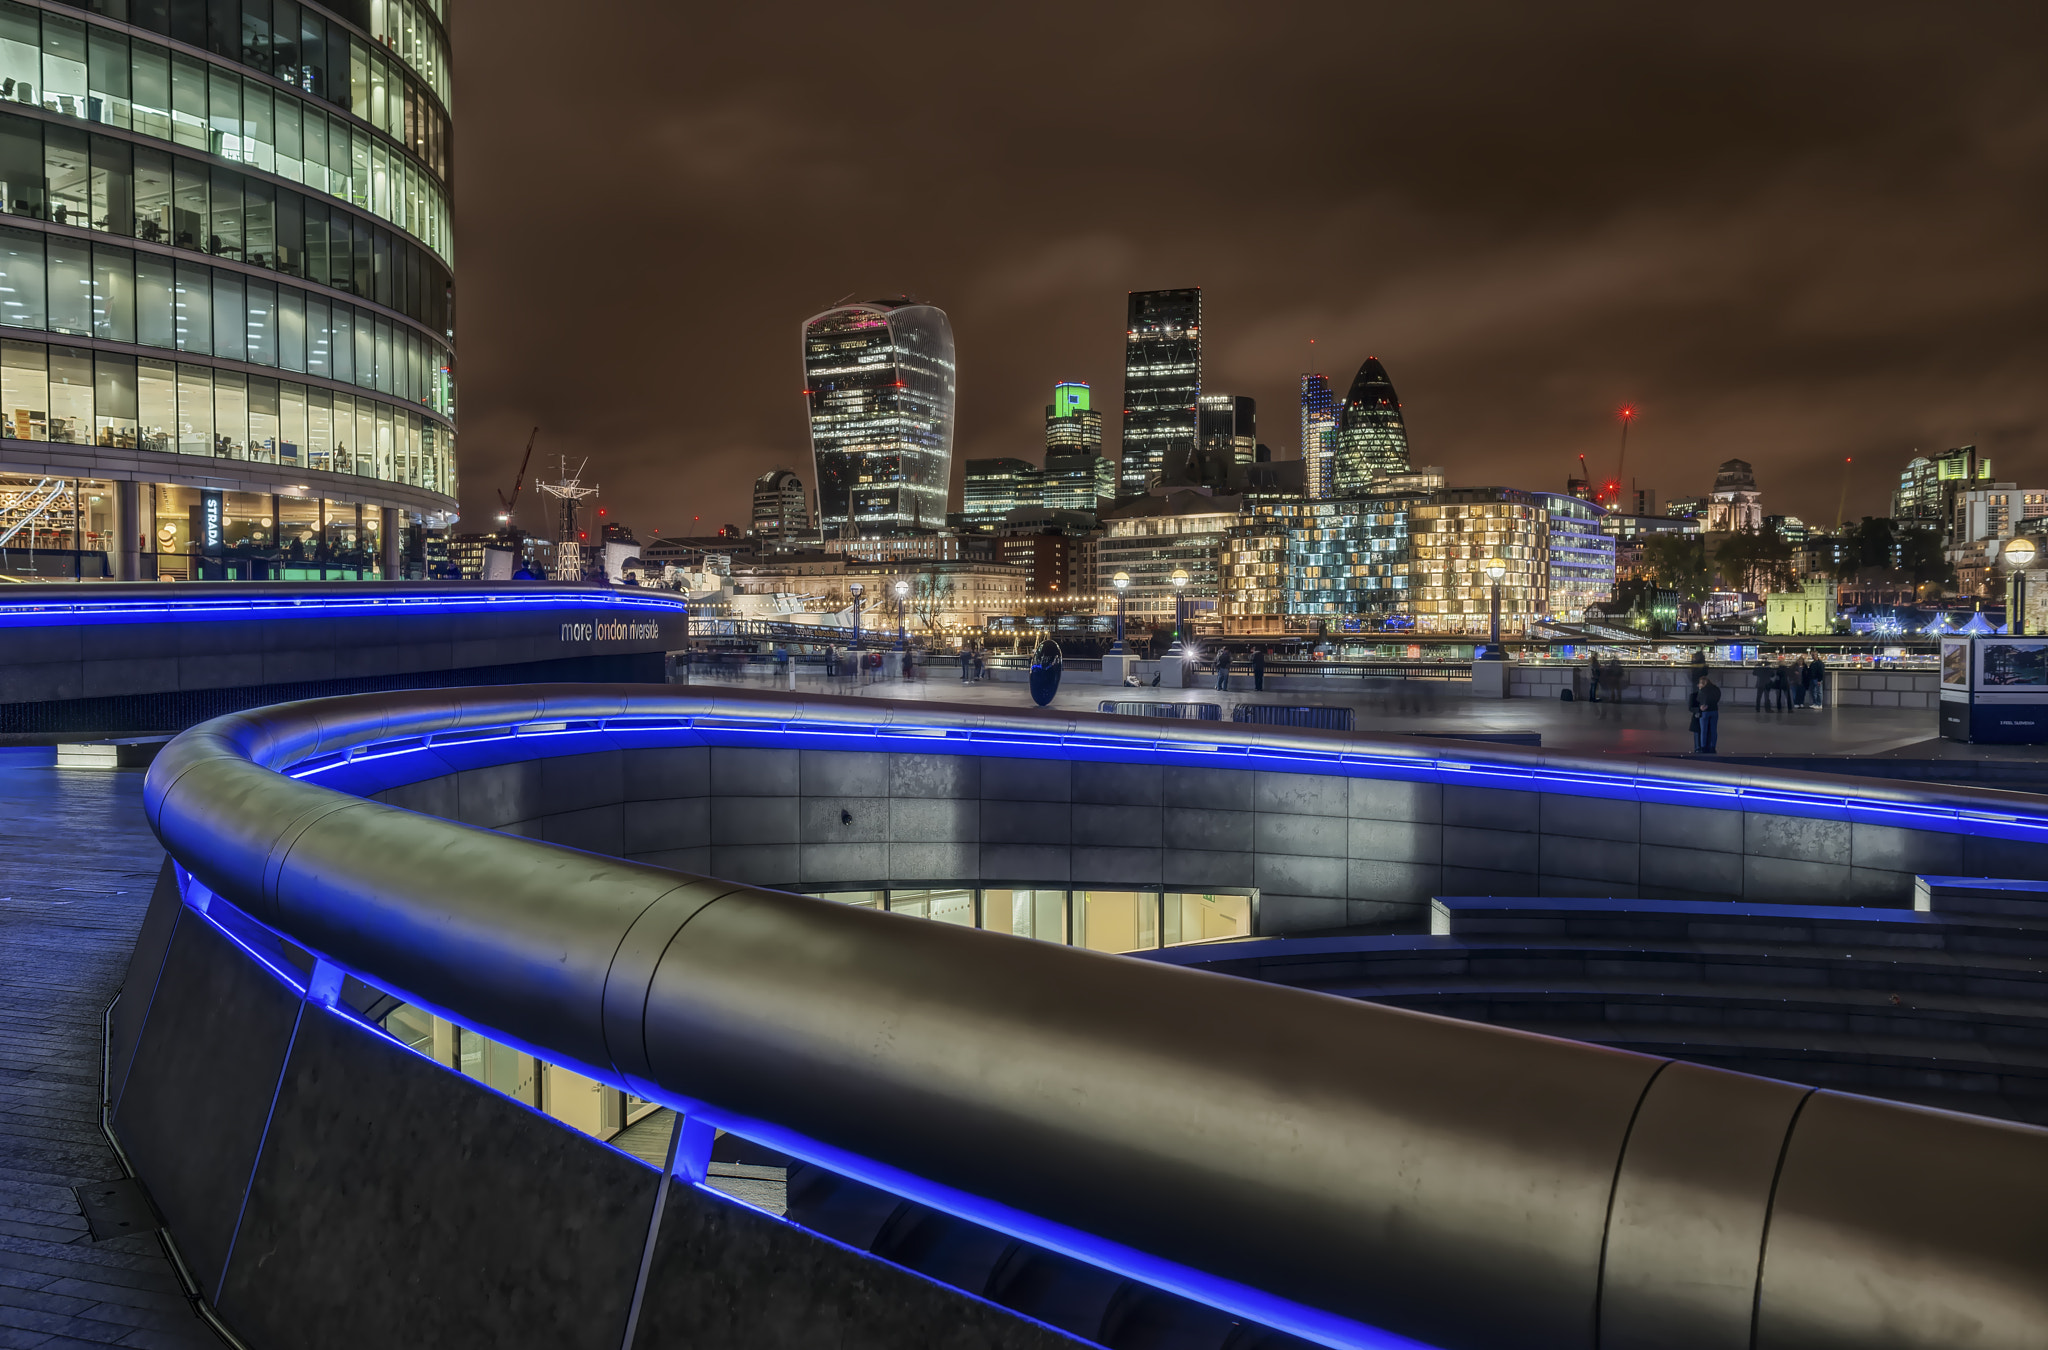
(537, 455), (600, 581)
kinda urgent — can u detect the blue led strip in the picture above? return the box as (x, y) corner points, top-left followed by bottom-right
(0, 589), (691, 627)
(281, 716), (2048, 845)
(188, 879), (1445, 1350)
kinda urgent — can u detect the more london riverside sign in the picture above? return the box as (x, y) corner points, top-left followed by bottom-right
(560, 618), (666, 643)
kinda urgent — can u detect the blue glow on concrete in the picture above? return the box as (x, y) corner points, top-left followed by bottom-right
(0, 587), (688, 627)
(191, 884), (1444, 1350)
(282, 714), (2048, 845)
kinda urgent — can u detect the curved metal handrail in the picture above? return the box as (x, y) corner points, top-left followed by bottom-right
(143, 685), (2048, 1350)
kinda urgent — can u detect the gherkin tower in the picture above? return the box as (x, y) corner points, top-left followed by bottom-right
(1333, 357), (1409, 495)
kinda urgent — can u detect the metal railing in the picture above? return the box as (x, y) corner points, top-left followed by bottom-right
(142, 686), (2048, 1350)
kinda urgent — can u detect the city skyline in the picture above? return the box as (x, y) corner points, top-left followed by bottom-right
(453, 2), (2048, 538)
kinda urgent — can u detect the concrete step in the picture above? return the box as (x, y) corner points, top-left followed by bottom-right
(1916, 875), (2048, 924)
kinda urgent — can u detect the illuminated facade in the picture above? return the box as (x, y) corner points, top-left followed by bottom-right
(962, 457), (1037, 525)
(1407, 489), (1548, 636)
(1332, 357), (1408, 494)
(1530, 491), (1614, 622)
(1219, 491), (1429, 632)
(1118, 287), (1199, 498)
(1197, 393), (1255, 465)
(803, 299), (956, 536)
(1894, 444), (1992, 525)
(1704, 459), (1763, 533)
(1042, 380), (1113, 512)
(1095, 492), (1234, 622)
(1299, 372), (1336, 499)
(751, 468), (809, 541)
(0, 0), (457, 581)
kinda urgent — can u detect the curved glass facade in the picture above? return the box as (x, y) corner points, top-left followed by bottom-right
(1332, 357), (1409, 495)
(804, 301), (955, 536)
(0, 1), (450, 260)
(0, 0), (454, 579)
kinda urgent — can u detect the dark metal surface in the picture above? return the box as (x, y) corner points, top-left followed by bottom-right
(1029, 639), (1063, 707)
(141, 685), (2048, 1350)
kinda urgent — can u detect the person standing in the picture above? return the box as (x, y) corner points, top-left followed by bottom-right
(1215, 647), (1234, 691)
(1251, 647), (1266, 692)
(1690, 673), (1721, 753)
(1772, 661), (1792, 712)
(1807, 654), (1826, 709)
(1588, 651), (1603, 703)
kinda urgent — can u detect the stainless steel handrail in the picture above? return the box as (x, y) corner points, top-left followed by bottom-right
(142, 685), (2048, 1350)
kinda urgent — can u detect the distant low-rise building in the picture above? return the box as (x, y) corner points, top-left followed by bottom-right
(1766, 580), (1837, 636)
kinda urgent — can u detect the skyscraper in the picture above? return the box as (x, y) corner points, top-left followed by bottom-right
(1044, 381), (1115, 512)
(1046, 382), (1102, 455)
(1299, 374), (1338, 499)
(752, 469), (811, 541)
(803, 300), (957, 536)
(1120, 289), (1201, 497)
(1333, 358), (1410, 495)
(963, 458), (1041, 524)
(1197, 395), (1257, 466)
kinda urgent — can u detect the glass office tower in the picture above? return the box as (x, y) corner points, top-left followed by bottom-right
(0, 0), (457, 582)
(1197, 393), (1255, 465)
(1333, 357), (1409, 495)
(803, 300), (956, 536)
(1299, 373), (1336, 500)
(1119, 288), (1199, 498)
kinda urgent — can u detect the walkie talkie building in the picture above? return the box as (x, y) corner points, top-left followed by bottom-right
(802, 299), (955, 536)
(0, 0), (457, 581)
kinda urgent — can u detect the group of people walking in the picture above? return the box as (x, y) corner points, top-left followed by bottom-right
(1753, 655), (1827, 712)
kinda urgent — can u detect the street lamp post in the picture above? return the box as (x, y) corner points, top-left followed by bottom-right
(1483, 558), (1507, 659)
(849, 584), (864, 677)
(1112, 571), (1130, 654)
(2007, 538), (2037, 636)
(894, 579), (909, 651)
(1168, 568), (1189, 657)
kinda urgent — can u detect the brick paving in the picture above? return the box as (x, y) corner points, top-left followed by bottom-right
(0, 751), (215, 1349)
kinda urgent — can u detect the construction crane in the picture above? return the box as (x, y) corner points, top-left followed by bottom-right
(496, 426), (539, 526)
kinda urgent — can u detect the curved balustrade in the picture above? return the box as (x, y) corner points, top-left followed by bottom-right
(136, 686), (2048, 1350)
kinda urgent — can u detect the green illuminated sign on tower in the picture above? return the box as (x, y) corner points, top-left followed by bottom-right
(1051, 382), (1090, 417)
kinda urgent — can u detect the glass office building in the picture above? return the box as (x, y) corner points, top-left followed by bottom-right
(1531, 490), (1614, 622)
(1043, 380), (1112, 512)
(1408, 488), (1547, 636)
(1119, 287), (1199, 498)
(803, 299), (956, 536)
(1333, 357), (1409, 495)
(1219, 492), (1428, 631)
(1299, 372), (1336, 500)
(962, 455), (1037, 525)
(0, 0), (456, 581)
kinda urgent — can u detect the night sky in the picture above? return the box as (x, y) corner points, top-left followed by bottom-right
(452, 2), (2048, 539)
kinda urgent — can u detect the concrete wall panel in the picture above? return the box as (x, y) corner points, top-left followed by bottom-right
(801, 749), (891, 798)
(1164, 807), (1253, 854)
(217, 1006), (655, 1350)
(112, 913), (303, 1299)
(1540, 795), (1641, 843)
(1254, 771), (1347, 817)
(623, 797), (711, 854)
(1641, 803), (1746, 854)
(801, 843), (892, 886)
(1746, 814), (1851, 867)
(712, 746), (799, 797)
(1165, 766), (1254, 812)
(1072, 761), (1161, 807)
(1072, 802), (1162, 849)
(1349, 777), (1442, 824)
(891, 753), (981, 800)
(981, 800), (1073, 846)
(982, 757), (1073, 802)
(631, 1177), (1089, 1350)
(108, 860), (185, 1111)
(623, 746), (709, 802)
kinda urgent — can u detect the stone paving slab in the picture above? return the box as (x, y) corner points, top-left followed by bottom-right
(0, 752), (215, 1349)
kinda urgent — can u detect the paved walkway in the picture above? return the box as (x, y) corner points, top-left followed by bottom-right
(0, 751), (213, 1349)
(681, 668), (2013, 762)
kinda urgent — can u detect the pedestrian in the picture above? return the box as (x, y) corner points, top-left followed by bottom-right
(1588, 651), (1603, 703)
(1689, 673), (1721, 753)
(1772, 661), (1791, 712)
(1251, 647), (1266, 692)
(1605, 655), (1626, 704)
(1754, 660), (1771, 712)
(1807, 654), (1826, 709)
(959, 644), (973, 683)
(1215, 647), (1234, 691)
(825, 645), (839, 678)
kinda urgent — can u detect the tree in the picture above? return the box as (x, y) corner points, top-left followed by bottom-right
(1639, 533), (1710, 601)
(1715, 528), (1796, 594)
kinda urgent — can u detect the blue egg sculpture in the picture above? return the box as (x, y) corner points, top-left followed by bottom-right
(1028, 639), (1064, 707)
